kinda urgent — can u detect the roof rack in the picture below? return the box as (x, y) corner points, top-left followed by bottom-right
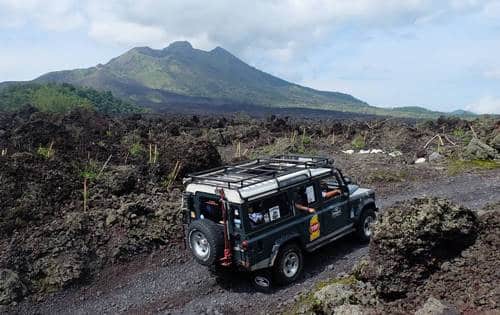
(185, 155), (334, 194)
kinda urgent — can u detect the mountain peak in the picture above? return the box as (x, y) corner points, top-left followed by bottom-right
(165, 41), (193, 51)
(210, 46), (231, 55)
(211, 46), (226, 52)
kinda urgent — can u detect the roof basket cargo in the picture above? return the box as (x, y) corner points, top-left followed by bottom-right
(263, 155), (331, 167)
(184, 155), (334, 193)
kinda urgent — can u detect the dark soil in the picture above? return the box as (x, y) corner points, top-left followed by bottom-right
(4, 169), (499, 315)
(0, 107), (499, 314)
(0, 107), (222, 303)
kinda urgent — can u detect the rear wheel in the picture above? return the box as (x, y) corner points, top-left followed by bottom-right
(188, 219), (224, 266)
(272, 243), (303, 285)
(356, 208), (376, 243)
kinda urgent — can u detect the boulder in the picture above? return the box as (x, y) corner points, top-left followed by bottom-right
(102, 166), (138, 196)
(0, 269), (27, 305)
(159, 138), (222, 178)
(491, 133), (500, 151)
(428, 152), (443, 162)
(32, 254), (86, 293)
(314, 283), (357, 311)
(416, 149), (427, 158)
(310, 277), (378, 314)
(415, 157), (426, 164)
(463, 138), (497, 160)
(415, 297), (459, 315)
(359, 198), (479, 299)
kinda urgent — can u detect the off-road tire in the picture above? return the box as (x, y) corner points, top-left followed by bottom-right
(272, 243), (303, 285)
(356, 208), (376, 243)
(188, 219), (224, 266)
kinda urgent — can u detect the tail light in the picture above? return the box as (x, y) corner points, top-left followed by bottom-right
(241, 240), (249, 251)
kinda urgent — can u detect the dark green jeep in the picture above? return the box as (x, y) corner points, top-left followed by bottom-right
(182, 155), (377, 289)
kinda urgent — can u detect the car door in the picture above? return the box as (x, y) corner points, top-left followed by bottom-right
(318, 174), (352, 235)
(243, 192), (295, 267)
(290, 183), (323, 245)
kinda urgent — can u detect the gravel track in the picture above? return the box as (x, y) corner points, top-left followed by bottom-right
(13, 169), (500, 315)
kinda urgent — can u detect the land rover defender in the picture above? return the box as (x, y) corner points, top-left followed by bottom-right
(182, 155), (377, 288)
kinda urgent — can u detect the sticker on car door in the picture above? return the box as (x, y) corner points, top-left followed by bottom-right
(309, 214), (320, 241)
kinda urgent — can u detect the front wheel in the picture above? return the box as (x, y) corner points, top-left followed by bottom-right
(272, 243), (303, 285)
(356, 208), (376, 243)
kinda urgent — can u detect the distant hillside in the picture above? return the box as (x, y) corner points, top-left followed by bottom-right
(1, 41), (478, 119)
(0, 83), (142, 114)
(33, 41), (371, 110)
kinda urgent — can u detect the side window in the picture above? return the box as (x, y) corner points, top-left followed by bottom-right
(293, 185), (317, 213)
(319, 175), (343, 201)
(199, 196), (223, 223)
(247, 193), (291, 229)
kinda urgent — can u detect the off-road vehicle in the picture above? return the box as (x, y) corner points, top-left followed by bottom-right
(182, 155), (377, 289)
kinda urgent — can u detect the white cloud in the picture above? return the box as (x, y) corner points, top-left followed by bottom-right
(466, 96), (500, 114)
(0, 0), (495, 53)
(0, 0), (84, 30)
(81, 0), (434, 47)
(88, 20), (168, 46)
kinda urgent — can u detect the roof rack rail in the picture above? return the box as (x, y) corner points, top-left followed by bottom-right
(261, 154), (332, 167)
(184, 155), (334, 193)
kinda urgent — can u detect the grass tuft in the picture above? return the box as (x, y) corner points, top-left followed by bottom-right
(36, 142), (55, 159)
(447, 159), (500, 175)
(351, 134), (365, 150)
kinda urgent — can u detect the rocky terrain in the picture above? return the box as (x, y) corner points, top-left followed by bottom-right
(0, 107), (499, 314)
(294, 198), (499, 314)
(0, 107), (222, 305)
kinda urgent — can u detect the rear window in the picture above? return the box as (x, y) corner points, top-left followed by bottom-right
(246, 193), (292, 229)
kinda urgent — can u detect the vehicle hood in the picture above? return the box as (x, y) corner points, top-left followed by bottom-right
(348, 184), (373, 200)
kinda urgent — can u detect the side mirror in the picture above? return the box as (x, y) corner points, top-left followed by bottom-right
(344, 176), (352, 185)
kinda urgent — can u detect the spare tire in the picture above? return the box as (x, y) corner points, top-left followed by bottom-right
(188, 219), (225, 266)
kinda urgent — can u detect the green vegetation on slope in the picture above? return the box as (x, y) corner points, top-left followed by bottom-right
(14, 41), (479, 119)
(0, 83), (143, 114)
(34, 42), (366, 110)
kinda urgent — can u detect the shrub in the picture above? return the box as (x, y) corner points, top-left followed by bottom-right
(351, 135), (365, 150)
(129, 142), (144, 157)
(36, 143), (55, 159)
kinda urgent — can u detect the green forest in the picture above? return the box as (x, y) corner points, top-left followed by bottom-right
(0, 83), (143, 114)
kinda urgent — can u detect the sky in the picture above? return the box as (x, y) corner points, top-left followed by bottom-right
(1, 0), (500, 114)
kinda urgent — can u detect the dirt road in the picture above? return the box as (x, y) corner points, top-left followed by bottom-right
(13, 169), (500, 315)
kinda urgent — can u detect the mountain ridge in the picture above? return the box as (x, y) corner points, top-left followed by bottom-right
(1, 41), (478, 118)
(33, 41), (370, 110)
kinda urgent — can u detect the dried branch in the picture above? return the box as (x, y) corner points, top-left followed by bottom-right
(424, 134), (440, 149)
(443, 134), (456, 146)
(97, 155), (113, 179)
